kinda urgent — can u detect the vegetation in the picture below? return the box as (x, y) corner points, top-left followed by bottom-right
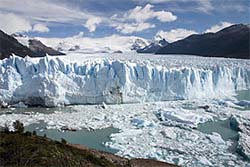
(61, 138), (67, 144)
(13, 120), (24, 133)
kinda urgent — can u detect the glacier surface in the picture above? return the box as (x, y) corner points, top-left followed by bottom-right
(0, 54), (249, 107)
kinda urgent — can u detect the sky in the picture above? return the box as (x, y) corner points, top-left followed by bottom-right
(0, 0), (249, 42)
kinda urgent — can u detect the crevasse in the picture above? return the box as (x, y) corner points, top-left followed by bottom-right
(0, 55), (249, 107)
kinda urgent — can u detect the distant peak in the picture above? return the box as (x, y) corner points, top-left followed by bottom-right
(154, 34), (164, 41)
(11, 33), (28, 38)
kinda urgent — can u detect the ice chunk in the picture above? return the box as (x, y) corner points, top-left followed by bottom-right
(207, 132), (225, 145)
(11, 102), (28, 108)
(234, 100), (250, 107)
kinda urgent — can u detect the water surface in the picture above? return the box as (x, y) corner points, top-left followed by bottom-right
(25, 121), (119, 154)
(197, 119), (238, 141)
(235, 89), (250, 101)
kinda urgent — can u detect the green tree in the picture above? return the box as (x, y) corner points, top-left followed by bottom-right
(4, 123), (9, 133)
(32, 131), (37, 136)
(61, 138), (67, 144)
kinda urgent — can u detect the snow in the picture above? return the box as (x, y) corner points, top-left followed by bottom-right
(154, 108), (210, 128)
(0, 54), (249, 107)
(15, 34), (149, 54)
(208, 132), (225, 145)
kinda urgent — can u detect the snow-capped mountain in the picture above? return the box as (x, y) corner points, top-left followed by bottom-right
(130, 38), (149, 51)
(137, 38), (168, 53)
(0, 30), (37, 59)
(68, 45), (80, 51)
(12, 34), (65, 56)
(35, 34), (149, 54)
(12, 33), (63, 55)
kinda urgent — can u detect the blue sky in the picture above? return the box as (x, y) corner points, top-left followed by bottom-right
(0, 0), (249, 41)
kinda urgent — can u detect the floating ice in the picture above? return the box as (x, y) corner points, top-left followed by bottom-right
(232, 115), (250, 161)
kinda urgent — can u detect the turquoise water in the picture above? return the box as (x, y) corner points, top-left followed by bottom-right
(234, 90), (250, 110)
(197, 118), (240, 155)
(197, 89), (249, 140)
(197, 119), (238, 141)
(235, 89), (250, 101)
(0, 107), (120, 154)
(25, 121), (119, 154)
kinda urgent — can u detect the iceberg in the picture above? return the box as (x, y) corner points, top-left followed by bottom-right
(0, 54), (249, 107)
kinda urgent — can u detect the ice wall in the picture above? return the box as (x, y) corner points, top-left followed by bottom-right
(0, 55), (250, 107)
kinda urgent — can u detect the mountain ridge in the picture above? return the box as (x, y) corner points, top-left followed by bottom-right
(137, 38), (168, 53)
(0, 30), (38, 59)
(0, 30), (65, 60)
(156, 24), (250, 59)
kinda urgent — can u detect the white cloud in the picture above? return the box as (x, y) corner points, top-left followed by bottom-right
(111, 4), (176, 34)
(0, 13), (32, 34)
(114, 22), (155, 34)
(196, 0), (214, 13)
(84, 17), (102, 32)
(32, 23), (49, 33)
(126, 4), (177, 23)
(205, 22), (233, 33)
(0, 0), (98, 26)
(156, 28), (198, 43)
(133, 0), (171, 4)
(0, 0), (109, 34)
(133, 0), (215, 13)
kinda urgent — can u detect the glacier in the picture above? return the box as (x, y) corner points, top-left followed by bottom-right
(0, 54), (250, 107)
(0, 53), (249, 166)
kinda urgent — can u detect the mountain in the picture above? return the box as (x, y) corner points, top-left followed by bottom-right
(130, 38), (149, 51)
(156, 24), (250, 59)
(12, 33), (65, 56)
(0, 30), (65, 60)
(137, 38), (168, 53)
(28, 39), (65, 56)
(0, 30), (37, 59)
(35, 35), (149, 54)
(68, 45), (80, 51)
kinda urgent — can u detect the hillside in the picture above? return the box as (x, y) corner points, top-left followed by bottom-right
(0, 30), (37, 59)
(28, 39), (65, 57)
(0, 30), (65, 60)
(156, 24), (250, 59)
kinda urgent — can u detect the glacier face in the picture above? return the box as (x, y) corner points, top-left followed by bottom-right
(0, 54), (250, 107)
